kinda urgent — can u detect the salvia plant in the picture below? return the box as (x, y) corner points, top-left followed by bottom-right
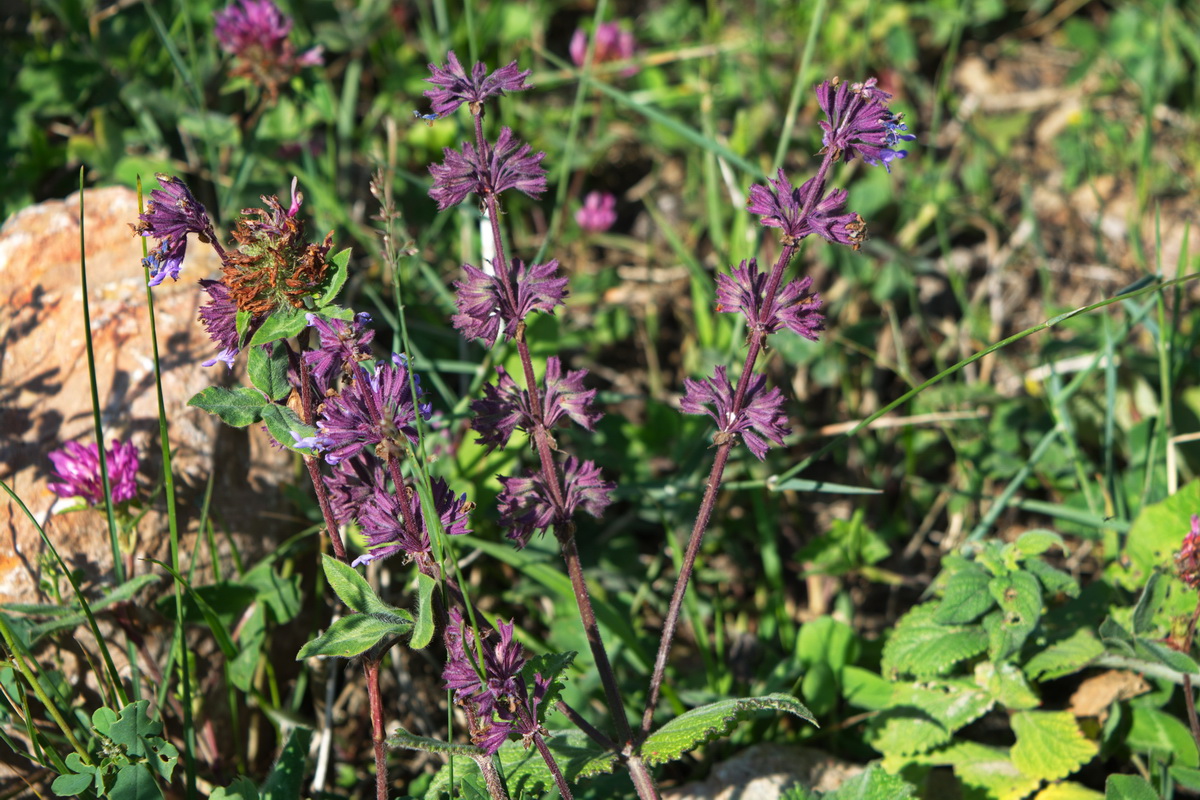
(7, 3), (1200, 800)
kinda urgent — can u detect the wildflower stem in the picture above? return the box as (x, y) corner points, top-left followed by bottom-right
(531, 731), (574, 799)
(296, 342), (347, 560)
(364, 658), (389, 800)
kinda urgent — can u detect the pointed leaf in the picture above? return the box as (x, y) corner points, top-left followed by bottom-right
(321, 554), (395, 616)
(188, 386), (267, 427)
(935, 561), (995, 624)
(1010, 711), (1098, 782)
(882, 602), (989, 679)
(409, 572), (436, 650)
(1014, 530), (1066, 557)
(1127, 703), (1200, 767)
(315, 248), (351, 307)
(259, 404), (317, 454)
(259, 727), (312, 800)
(296, 613), (412, 659)
(640, 693), (816, 766)
(249, 304), (308, 346)
(1024, 629), (1104, 682)
(248, 341), (292, 401)
(986, 571), (1042, 661)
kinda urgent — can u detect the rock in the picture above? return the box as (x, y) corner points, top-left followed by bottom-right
(662, 744), (864, 800)
(0, 185), (293, 605)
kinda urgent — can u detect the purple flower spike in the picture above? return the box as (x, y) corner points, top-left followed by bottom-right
(816, 77), (914, 171)
(425, 50), (531, 117)
(452, 258), (568, 347)
(570, 23), (637, 75)
(575, 191), (617, 233)
(498, 457), (614, 547)
(470, 358), (601, 450)
(315, 354), (432, 464)
(214, 0), (322, 99)
(198, 279), (240, 368)
(303, 312), (376, 395)
(48, 440), (139, 506)
(355, 477), (472, 565)
(132, 174), (215, 286)
(715, 259), (825, 341)
(1178, 515), (1200, 590)
(680, 366), (790, 460)
(325, 453), (386, 527)
(429, 127), (547, 211)
(746, 170), (860, 248)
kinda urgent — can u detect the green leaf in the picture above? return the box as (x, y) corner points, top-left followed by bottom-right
(322, 555), (395, 616)
(188, 386), (267, 427)
(1025, 558), (1080, 599)
(1034, 782), (1104, 800)
(1112, 481), (1200, 591)
(1127, 703), (1200, 767)
(51, 772), (94, 796)
(1010, 711), (1098, 782)
(314, 248), (351, 307)
(881, 602), (989, 679)
(986, 571), (1042, 661)
(842, 666), (894, 711)
(824, 764), (916, 800)
(259, 727), (312, 800)
(210, 777), (261, 800)
(21, 574), (161, 643)
(249, 305), (309, 346)
(522, 651), (577, 721)
(410, 572), (436, 650)
(1170, 765), (1200, 792)
(935, 560), (995, 624)
(1024, 628), (1104, 681)
(259, 404), (317, 454)
(974, 662), (1040, 709)
(1104, 775), (1160, 800)
(902, 741), (1039, 800)
(1133, 637), (1200, 674)
(248, 341), (292, 401)
(1014, 530), (1066, 557)
(1132, 571), (1164, 635)
(866, 680), (994, 758)
(388, 726), (485, 757)
(296, 613), (412, 659)
(798, 508), (889, 576)
(424, 732), (618, 799)
(109, 763), (160, 799)
(640, 694), (816, 766)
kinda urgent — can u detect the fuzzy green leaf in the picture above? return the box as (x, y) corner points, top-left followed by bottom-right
(258, 404), (317, 454)
(975, 662), (1040, 709)
(935, 560), (995, 624)
(1127, 704), (1200, 767)
(901, 741), (1039, 800)
(296, 613), (412, 659)
(1024, 628), (1104, 681)
(1010, 711), (1097, 781)
(315, 248), (352, 307)
(640, 693), (816, 766)
(1013, 530), (1066, 557)
(1025, 558), (1080, 599)
(248, 341), (291, 401)
(1134, 637), (1200, 674)
(188, 386), (267, 427)
(248, 304), (308, 346)
(409, 572), (437, 650)
(259, 727), (311, 800)
(51, 772), (94, 796)
(322, 555), (396, 616)
(867, 680), (994, 758)
(986, 571), (1042, 661)
(882, 602), (989, 679)
(523, 651), (577, 721)
(824, 763), (916, 800)
(1104, 775), (1160, 800)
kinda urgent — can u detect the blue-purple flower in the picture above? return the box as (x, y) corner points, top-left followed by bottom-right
(324, 453), (386, 527)
(48, 440), (139, 506)
(746, 170), (859, 247)
(315, 354), (432, 464)
(452, 258), (567, 347)
(715, 259), (824, 341)
(470, 358), (601, 451)
(816, 77), (914, 171)
(303, 312), (375, 395)
(680, 366), (790, 460)
(197, 279), (240, 368)
(429, 127), (547, 211)
(497, 457), (614, 547)
(214, 0), (322, 100)
(425, 51), (531, 117)
(132, 174), (216, 286)
(353, 477), (472, 566)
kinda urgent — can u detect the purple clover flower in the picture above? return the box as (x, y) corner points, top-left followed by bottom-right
(680, 366), (790, 460)
(442, 609), (548, 755)
(424, 51), (531, 117)
(198, 279), (241, 368)
(303, 312), (375, 396)
(715, 259), (825, 341)
(746, 170), (860, 248)
(452, 258), (568, 347)
(816, 77), (914, 172)
(1178, 515), (1200, 589)
(570, 23), (637, 75)
(470, 358), (601, 451)
(575, 191), (617, 233)
(353, 477), (472, 567)
(132, 174), (216, 286)
(48, 440), (139, 506)
(497, 457), (614, 547)
(315, 354), (432, 464)
(325, 453), (386, 527)
(429, 127), (547, 211)
(214, 0), (322, 99)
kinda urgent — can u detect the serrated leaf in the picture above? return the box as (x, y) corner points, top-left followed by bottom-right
(424, 731), (618, 799)
(1134, 637), (1200, 674)
(1014, 530), (1066, 557)
(640, 693), (816, 766)
(315, 248), (351, 307)
(975, 662), (1040, 709)
(1024, 558), (1080, 599)
(903, 741), (1039, 800)
(1010, 711), (1098, 782)
(1112, 481), (1200, 591)
(388, 726), (484, 757)
(882, 602), (989, 679)
(1024, 628), (1104, 682)
(986, 571), (1042, 661)
(523, 650), (577, 721)
(825, 763), (916, 800)
(410, 572), (436, 650)
(296, 613), (412, 659)
(1104, 775), (1160, 800)
(259, 404), (317, 454)
(867, 680), (994, 758)
(188, 386), (267, 427)
(935, 561), (995, 624)
(322, 555), (396, 616)
(249, 305), (308, 346)
(1034, 782), (1104, 800)
(248, 341), (292, 401)
(1127, 703), (1200, 767)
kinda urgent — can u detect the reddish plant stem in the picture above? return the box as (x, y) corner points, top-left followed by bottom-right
(365, 658), (389, 799)
(1181, 599), (1200, 753)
